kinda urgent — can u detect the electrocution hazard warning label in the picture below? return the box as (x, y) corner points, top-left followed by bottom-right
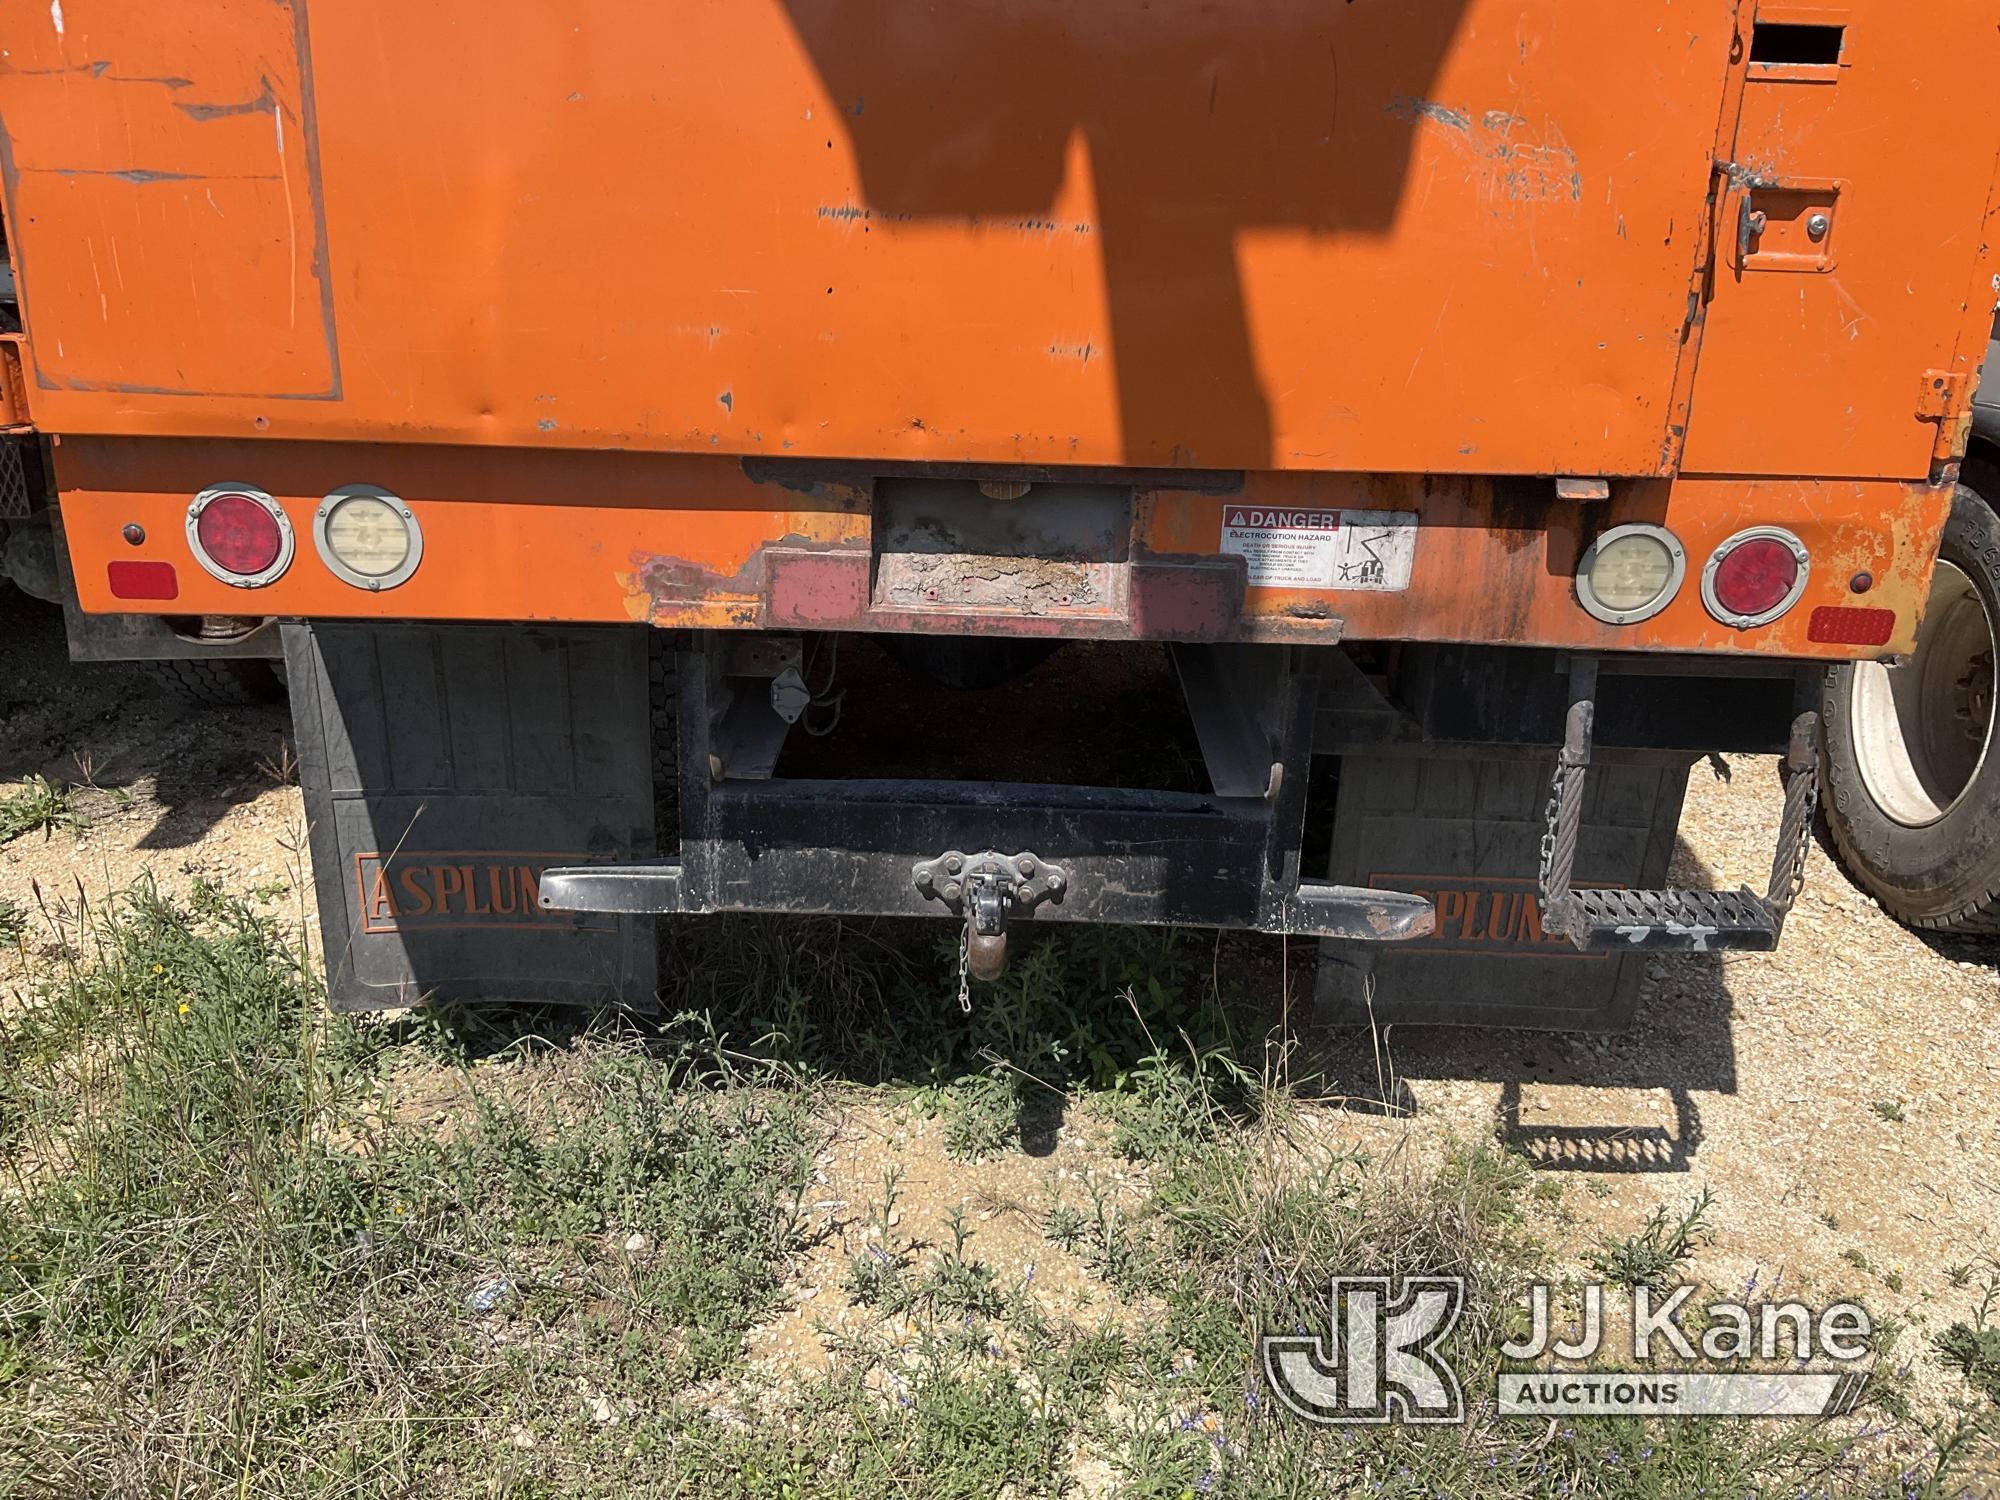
(1219, 506), (1417, 591)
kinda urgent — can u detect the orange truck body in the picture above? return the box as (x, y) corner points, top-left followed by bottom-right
(3, 0), (1996, 659)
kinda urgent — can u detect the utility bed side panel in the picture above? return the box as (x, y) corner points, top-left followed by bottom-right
(0, 0), (1745, 475)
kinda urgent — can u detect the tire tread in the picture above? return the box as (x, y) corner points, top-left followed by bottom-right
(153, 657), (284, 707)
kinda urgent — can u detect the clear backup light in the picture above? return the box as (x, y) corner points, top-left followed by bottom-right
(1575, 524), (1686, 625)
(314, 484), (423, 591)
(1702, 526), (1809, 628)
(186, 484), (293, 587)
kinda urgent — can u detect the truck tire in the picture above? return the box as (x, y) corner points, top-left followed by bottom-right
(152, 657), (287, 707)
(1821, 471), (2000, 932)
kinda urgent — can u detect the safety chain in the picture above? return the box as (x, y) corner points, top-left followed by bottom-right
(1538, 753), (1589, 918)
(1536, 761), (1572, 908)
(1539, 691), (1595, 919)
(1765, 754), (1820, 916)
(956, 922), (972, 1013)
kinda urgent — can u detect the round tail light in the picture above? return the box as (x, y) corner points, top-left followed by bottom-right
(186, 485), (293, 587)
(1576, 523), (1685, 625)
(314, 484), (424, 591)
(1701, 527), (1809, 628)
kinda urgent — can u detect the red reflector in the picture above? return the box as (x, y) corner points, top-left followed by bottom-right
(106, 560), (179, 600)
(1710, 537), (1800, 618)
(194, 492), (283, 576)
(1807, 605), (1896, 646)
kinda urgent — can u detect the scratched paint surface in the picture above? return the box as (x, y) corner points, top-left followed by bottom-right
(0, 0), (1759, 475)
(0, 0), (336, 397)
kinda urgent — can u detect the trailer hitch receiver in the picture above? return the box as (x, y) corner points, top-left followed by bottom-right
(913, 849), (1068, 980)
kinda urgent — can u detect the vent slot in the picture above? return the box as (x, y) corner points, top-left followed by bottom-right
(1749, 22), (1845, 67)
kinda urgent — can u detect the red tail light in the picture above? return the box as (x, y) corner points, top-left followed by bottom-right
(1701, 527), (1809, 627)
(196, 494), (282, 573)
(186, 485), (294, 587)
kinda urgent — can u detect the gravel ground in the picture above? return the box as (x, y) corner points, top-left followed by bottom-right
(0, 594), (306, 991)
(4, 589), (1997, 1418)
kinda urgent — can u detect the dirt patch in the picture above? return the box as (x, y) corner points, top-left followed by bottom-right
(1, 593), (309, 989)
(743, 1099), (1156, 1384)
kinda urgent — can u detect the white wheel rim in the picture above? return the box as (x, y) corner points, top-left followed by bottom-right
(1848, 561), (1995, 828)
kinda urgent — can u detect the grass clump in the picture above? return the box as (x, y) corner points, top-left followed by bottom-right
(1586, 1184), (1717, 1291)
(1937, 1263), (2000, 1410)
(0, 774), (83, 844)
(0, 883), (817, 1497)
(933, 1061), (1022, 1161)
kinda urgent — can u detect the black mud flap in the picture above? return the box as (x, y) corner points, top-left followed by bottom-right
(1316, 747), (1691, 1032)
(286, 621), (657, 1012)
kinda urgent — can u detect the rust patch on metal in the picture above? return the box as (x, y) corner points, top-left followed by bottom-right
(1367, 899), (1436, 939)
(876, 550), (1104, 613)
(633, 533), (863, 627)
(635, 532), (1345, 645)
(636, 553), (759, 606)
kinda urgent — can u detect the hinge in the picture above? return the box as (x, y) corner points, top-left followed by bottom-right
(1917, 369), (1972, 419)
(1917, 369), (1975, 466)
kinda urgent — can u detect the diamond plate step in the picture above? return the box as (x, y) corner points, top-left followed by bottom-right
(1542, 886), (1780, 953)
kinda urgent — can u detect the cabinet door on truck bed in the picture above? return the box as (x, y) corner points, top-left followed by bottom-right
(2, 0), (1746, 476)
(1680, 6), (2000, 481)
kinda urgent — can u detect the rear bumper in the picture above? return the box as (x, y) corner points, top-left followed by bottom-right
(541, 635), (1438, 949)
(537, 779), (1435, 942)
(55, 438), (1951, 661)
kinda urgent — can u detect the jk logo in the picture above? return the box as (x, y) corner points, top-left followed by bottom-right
(1262, 1276), (1465, 1424)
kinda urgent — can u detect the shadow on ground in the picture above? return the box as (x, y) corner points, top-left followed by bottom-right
(406, 846), (1744, 1180)
(1293, 835), (1744, 1175)
(0, 589), (292, 849)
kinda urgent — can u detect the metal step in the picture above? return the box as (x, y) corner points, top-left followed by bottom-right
(1537, 658), (1817, 956)
(1542, 886), (1780, 953)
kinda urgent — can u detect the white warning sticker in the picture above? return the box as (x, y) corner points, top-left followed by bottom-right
(1219, 506), (1417, 591)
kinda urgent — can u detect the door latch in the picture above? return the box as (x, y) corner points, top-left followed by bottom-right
(1718, 164), (1843, 275)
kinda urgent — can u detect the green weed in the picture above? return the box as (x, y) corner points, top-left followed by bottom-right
(0, 774), (82, 844)
(935, 1061), (1021, 1161)
(0, 884), (816, 1496)
(1586, 1185), (1717, 1291)
(1937, 1262), (2000, 1409)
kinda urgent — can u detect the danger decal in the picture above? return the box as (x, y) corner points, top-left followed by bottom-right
(1220, 506), (1417, 591)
